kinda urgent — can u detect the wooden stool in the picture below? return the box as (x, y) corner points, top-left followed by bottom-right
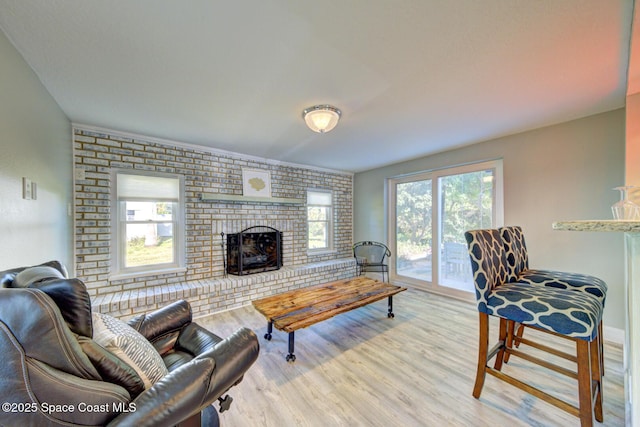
(465, 228), (604, 426)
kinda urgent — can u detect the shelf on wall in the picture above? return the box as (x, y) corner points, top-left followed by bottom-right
(199, 193), (305, 205)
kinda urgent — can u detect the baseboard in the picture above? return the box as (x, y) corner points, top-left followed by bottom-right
(604, 325), (624, 346)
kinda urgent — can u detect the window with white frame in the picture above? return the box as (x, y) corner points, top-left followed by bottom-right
(112, 171), (185, 278)
(307, 190), (333, 252)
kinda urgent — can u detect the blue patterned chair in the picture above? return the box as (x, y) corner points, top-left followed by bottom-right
(465, 228), (604, 426)
(499, 226), (607, 369)
(499, 226), (607, 301)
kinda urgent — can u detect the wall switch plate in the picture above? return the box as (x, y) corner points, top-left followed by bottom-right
(22, 177), (32, 200)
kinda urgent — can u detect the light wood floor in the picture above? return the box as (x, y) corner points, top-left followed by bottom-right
(197, 287), (625, 427)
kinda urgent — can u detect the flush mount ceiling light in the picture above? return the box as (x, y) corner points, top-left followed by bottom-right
(302, 105), (341, 133)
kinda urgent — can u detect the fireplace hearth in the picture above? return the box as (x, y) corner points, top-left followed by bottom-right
(226, 226), (283, 276)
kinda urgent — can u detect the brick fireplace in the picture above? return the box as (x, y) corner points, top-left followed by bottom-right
(72, 126), (355, 319)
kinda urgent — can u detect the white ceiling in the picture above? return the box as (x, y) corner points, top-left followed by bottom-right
(0, 1), (634, 172)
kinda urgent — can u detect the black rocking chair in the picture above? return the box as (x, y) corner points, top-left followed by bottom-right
(353, 241), (391, 282)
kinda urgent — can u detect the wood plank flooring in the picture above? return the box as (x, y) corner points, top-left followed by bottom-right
(196, 287), (625, 427)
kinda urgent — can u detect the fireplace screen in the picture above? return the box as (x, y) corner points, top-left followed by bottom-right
(226, 226), (283, 276)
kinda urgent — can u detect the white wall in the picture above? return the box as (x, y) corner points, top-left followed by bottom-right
(0, 29), (73, 270)
(354, 109), (626, 331)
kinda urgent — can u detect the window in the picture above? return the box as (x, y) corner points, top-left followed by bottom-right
(112, 171), (185, 278)
(388, 160), (503, 299)
(307, 190), (333, 252)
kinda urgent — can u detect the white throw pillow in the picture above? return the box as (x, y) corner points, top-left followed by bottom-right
(14, 266), (65, 287)
(92, 312), (168, 389)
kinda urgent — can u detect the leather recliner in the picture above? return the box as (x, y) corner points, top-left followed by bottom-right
(0, 261), (260, 426)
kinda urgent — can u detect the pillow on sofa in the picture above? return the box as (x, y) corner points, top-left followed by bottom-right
(77, 336), (145, 399)
(14, 266), (65, 287)
(92, 312), (168, 389)
(0, 261), (68, 288)
(12, 267), (93, 337)
(31, 278), (93, 338)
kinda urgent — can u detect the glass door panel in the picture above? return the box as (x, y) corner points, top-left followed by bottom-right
(438, 169), (495, 293)
(395, 179), (433, 282)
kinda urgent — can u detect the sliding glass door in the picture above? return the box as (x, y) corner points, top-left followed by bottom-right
(388, 160), (503, 298)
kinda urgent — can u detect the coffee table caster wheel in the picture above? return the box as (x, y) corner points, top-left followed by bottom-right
(286, 354), (296, 362)
(388, 312), (394, 318)
(264, 333), (272, 340)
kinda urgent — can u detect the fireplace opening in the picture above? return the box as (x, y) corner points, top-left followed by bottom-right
(226, 226), (283, 276)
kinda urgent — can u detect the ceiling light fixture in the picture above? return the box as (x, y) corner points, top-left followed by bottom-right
(302, 105), (341, 133)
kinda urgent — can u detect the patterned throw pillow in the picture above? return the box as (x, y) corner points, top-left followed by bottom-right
(92, 312), (168, 389)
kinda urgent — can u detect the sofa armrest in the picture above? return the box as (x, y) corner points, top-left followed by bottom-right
(107, 358), (215, 427)
(175, 322), (223, 356)
(192, 327), (260, 401)
(127, 300), (192, 355)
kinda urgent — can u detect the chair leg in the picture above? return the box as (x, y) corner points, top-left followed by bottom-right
(591, 337), (603, 422)
(598, 320), (604, 377)
(576, 339), (594, 427)
(514, 323), (525, 347)
(494, 318), (507, 371)
(503, 320), (516, 364)
(473, 313), (490, 398)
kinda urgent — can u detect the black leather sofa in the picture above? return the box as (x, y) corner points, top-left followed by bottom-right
(0, 261), (260, 426)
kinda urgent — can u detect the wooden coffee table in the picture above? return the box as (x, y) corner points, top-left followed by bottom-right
(252, 276), (406, 361)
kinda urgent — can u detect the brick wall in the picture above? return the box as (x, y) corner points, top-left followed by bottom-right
(73, 126), (354, 317)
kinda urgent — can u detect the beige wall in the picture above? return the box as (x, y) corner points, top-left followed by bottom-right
(626, 92), (640, 190)
(0, 29), (73, 270)
(354, 109), (626, 331)
(626, 0), (640, 191)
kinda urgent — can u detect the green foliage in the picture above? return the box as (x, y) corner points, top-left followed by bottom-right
(308, 222), (327, 249)
(395, 170), (493, 261)
(396, 180), (432, 261)
(156, 202), (172, 215)
(126, 237), (173, 267)
(439, 171), (493, 243)
(396, 180), (432, 245)
(308, 206), (330, 249)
